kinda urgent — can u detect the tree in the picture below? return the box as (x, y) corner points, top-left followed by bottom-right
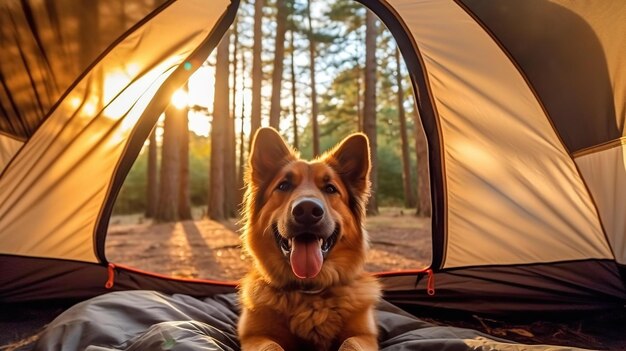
(325, 0), (364, 131)
(178, 83), (192, 220)
(356, 57), (363, 131)
(306, 0), (320, 157)
(289, 26), (299, 149)
(319, 66), (362, 136)
(208, 34), (230, 220)
(414, 107), (431, 217)
(269, 0), (288, 129)
(156, 107), (182, 222)
(250, 0), (264, 140)
(237, 20), (248, 206)
(363, 9), (378, 215)
(225, 29), (237, 217)
(145, 127), (158, 218)
(395, 48), (416, 208)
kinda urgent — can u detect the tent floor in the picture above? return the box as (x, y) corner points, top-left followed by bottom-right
(2, 300), (625, 350)
(0, 300), (71, 350)
(404, 305), (626, 350)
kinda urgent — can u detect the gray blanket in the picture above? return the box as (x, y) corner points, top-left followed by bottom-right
(33, 291), (590, 350)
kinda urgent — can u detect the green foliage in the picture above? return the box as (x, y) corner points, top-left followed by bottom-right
(189, 134), (210, 206)
(112, 132), (212, 215)
(296, 62), (410, 206)
(112, 147), (149, 215)
(376, 134), (405, 207)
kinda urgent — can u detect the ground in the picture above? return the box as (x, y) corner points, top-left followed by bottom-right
(105, 207), (432, 280)
(2, 208), (625, 350)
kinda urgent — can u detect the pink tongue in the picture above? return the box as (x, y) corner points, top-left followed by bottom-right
(289, 238), (323, 279)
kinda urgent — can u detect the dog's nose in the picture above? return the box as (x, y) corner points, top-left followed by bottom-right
(291, 198), (324, 225)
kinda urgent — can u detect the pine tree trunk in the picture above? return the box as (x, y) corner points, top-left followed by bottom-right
(396, 48), (416, 208)
(290, 28), (298, 149)
(363, 10), (378, 215)
(224, 29), (237, 217)
(238, 109), (246, 206)
(250, 0), (264, 140)
(208, 35), (230, 220)
(145, 127), (158, 218)
(156, 107), (181, 222)
(414, 108), (431, 217)
(225, 112), (237, 217)
(306, 0), (319, 157)
(238, 27), (248, 206)
(356, 59), (363, 131)
(269, 0), (287, 129)
(178, 87), (192, 220)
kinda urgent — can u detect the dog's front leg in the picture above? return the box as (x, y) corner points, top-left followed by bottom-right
(239, 308), (295, 351)
(240, 337), (284, 351)
(338, 308), (379, 351)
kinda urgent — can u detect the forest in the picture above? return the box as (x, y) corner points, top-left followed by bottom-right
(112, 0), (430, 221)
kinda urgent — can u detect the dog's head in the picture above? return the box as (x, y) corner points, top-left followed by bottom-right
(242, 127), (371, 289)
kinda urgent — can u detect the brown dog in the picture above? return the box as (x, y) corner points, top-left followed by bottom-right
(238, 127), (380, 351)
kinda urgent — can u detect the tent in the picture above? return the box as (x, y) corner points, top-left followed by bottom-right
(1, 0), (625, 324)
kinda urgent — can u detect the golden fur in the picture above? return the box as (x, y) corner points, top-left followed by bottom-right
(238, 127), (381, 351)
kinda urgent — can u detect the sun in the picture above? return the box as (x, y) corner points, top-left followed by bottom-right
(171, 89), (189, 110)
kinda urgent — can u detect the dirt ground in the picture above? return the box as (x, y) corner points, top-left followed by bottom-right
(105, 207), (432, 281)
(3, 208), (626, 350)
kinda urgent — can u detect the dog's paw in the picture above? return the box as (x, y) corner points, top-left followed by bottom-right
(339, 336), (379, 351)
(260, 341), (284, 351)
(241, 340), (284, 351)
(338, 338), (363, 351)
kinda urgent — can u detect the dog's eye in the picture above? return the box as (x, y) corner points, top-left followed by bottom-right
(276, 181), (291, 192)
(324, 184), (338, 194)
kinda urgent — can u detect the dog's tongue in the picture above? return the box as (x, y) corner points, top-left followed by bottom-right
(290, 236), (323, 279)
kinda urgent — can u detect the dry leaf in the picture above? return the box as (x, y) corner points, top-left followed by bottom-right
(509, 328), (535, 337)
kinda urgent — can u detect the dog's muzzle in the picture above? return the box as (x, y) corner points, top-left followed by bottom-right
(272, 197), (339, 279)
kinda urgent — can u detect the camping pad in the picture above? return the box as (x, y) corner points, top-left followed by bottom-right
(31, 291), (589, 350)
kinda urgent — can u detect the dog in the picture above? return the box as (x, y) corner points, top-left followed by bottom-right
(238, 127), (381, 351)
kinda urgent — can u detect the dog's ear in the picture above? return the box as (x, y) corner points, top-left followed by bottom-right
(249, 127), (294, 184)
(328, 133), (371, 196)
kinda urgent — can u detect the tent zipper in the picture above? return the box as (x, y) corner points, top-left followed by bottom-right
(105, 263), (116, 289)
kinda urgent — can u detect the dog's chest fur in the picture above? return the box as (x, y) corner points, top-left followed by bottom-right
(287, 292), (348, 348)
(241, 274), (380, 350)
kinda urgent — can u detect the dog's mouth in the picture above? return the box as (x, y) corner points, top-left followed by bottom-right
(273, 224), (339, 279)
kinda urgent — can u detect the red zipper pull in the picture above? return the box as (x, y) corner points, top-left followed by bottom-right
(426, 269), (435, 296)
(105, 263), (116, 289)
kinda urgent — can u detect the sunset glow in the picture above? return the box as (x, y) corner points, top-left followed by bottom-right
(171, 89), (189, 110)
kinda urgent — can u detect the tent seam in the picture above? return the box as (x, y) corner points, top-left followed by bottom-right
(572, 136), (626, 158)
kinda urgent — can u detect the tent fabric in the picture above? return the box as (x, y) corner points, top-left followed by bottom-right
(382, 0), (612, 269)
(0, 256), (236, 303)
(460, 0), (626, 153)
(575, 142), (626, 265)
(0, 0), (165, 140)
(0, 0), (233, 262)
(0, 133), (22, 172)
(381, 260), (626, 314)
(32, 291), (589, 351)
(0, 0), (625, 316)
